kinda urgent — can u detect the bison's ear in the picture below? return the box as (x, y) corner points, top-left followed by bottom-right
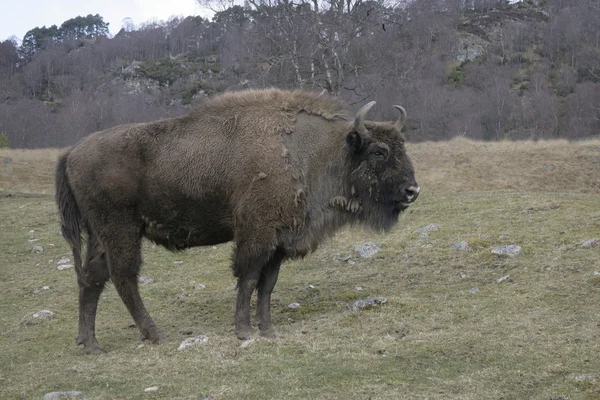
(346, 131), (363, 153)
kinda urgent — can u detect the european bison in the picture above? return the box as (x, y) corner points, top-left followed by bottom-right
(56, 88), (419, 354)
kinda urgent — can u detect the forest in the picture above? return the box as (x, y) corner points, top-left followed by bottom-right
(0, 0), (598, 148)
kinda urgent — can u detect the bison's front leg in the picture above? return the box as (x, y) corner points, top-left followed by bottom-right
(256, 250), (285, 338)
(233, 243), (280, 340)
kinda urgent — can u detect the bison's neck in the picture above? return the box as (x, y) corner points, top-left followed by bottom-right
(280, 121), (356, 256)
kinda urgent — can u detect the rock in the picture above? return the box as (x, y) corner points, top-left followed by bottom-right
(543, 165), (554, 171)
(498, 234), (509, 240)
(288, 302), (300, 309)
(197, 397), (216, 400)
(572, 375), (596, 382)
(144, 386), (160, 392)
(42, 391), (84, 399)
(496, 275), (510, 284)
(57, 256), (71, 265)
(332, 254), (352, 262)
(580, 238), (599, 248)
(178, 336), (208, 350)
(33, 286), (50, 294)
(345, 297), (387, 311)
(173, 260), (183, 264)
(3, 156), (12, 164)
(138, 276), (153, 283)
(240, 339), (255, 349)
(354, 286), (363, 291)
(32, 245), (44, 253)
(420, 243), (433, 248)
(306, 285), (315, 290)
(491, 244), (522, 257)
(28, 238), (41, 243)
(57, 264), (73, 270)
(194, 284), (206, 290)
(22, 310), (53, 325)
(355, 243), (380, 258)
(468, 288), (480, 294)
(348, 260), (356, 265)
(415, 224), (439, 238)
(593, 272), (600, 276)
(452, 241), (469, 251)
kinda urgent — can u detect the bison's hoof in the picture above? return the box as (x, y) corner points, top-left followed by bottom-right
(140, 328), (166, 344)
(235, 326), (253, 341)
(259, 328), (277, 339)
(83, 344), (105, 355)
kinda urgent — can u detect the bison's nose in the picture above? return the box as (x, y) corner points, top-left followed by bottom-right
(404, 185), (420, 203)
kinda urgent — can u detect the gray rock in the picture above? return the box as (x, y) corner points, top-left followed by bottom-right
(332, 254), (351, 262)
(346, 297), (387, 311)
(572, 375), (596, 382)
(138, 276), (153, 283)
(543, 165), (554, 171)
(42, 391), (84, 400)
(57, 264), (73, 270)
(491, 244), (522, 257)
(33, 286), (50, 294)
(498, 234), (509, 240)
(144, 386), (160, 392)
(288, 302), (300, 309)
(354, 286), (363, 291)
(194, 284), (206, 290)
(57, 256), (71, 265)
(178, 336), (208, 350)
(580, 238), (599, 248)
(496, 275), (510, 284)
(28, 238), (41, 243)
(32, 245), (44, 253)
(468, 288), (480, 294)
(33, 310), (53, 319)
(452, 241), (469, 251)
(593, 271), (600, 276)
(197, 397), (216, 400)
(21, 310), (53, 325)
(355, 243), (380, 258)
(416, 224), (439, 238)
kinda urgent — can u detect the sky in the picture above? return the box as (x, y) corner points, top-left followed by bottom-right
(0, 0), (214, 43)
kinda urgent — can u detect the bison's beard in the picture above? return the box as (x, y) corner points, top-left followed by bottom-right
(359, 197), (403, 233)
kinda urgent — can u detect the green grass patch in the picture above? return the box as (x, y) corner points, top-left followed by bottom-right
(1, 188), (599, 399)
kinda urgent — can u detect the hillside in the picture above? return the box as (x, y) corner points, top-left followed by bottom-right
(0, 0), (599, 148)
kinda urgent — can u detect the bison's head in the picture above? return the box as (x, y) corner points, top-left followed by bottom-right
(344, 101), (419, 232)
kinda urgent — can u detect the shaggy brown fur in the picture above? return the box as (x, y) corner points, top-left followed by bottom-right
(55, 88), (419, 353)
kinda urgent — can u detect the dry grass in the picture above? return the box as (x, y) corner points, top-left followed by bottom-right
(1, 139), (599, 399)
(0, 148), (62, 194)
(2, 139), (600, 195)
(410, 138), (600, 194)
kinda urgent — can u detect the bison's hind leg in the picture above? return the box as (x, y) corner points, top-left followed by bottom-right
(98, 218), (166, 345)
(76, 232), (110, 355)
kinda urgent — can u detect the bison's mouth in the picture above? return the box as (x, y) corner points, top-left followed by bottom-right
(393, 201), (411, 214)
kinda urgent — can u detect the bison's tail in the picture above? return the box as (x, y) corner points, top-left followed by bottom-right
(55, 151), (84, 275)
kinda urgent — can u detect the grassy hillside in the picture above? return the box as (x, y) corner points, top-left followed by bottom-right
(1, 139), (599, 399)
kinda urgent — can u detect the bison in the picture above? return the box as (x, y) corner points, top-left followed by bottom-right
(55, 88), (419, 354)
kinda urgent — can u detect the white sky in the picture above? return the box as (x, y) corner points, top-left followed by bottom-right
(0, 0), (214, 43)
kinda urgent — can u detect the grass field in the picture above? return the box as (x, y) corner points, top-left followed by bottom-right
(1, 139), (599, 400)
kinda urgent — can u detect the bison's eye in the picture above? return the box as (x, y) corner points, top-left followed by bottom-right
(371, 151), (385, 158)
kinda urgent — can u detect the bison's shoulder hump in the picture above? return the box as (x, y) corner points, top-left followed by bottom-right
(192, 88), (349, 121)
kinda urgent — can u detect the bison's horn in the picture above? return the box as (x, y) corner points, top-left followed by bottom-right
(393, 105), (407, 131)
(354, 101), (376, 136)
